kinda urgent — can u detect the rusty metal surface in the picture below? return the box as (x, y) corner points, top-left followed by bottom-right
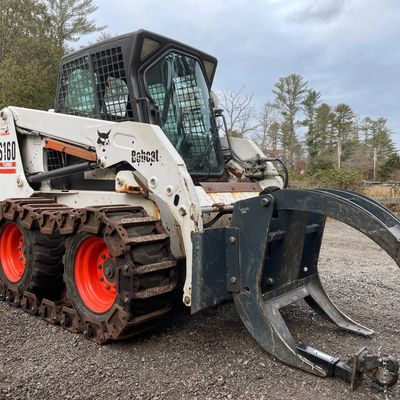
(208, 191), (259, 205)
(60, 306), (81, 333)
(21, 292), (39, 315)
(0, 197), (178, 344)
(133, 282), (177, 299)
(44, 138), (97, 162)
(40, 299), (64, 324)
(200, 182), (262, 193)
(134, 260), (176, 274)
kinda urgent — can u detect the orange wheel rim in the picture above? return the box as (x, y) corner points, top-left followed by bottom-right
(74, 236), (117, 313)
(0, 223), (26, 283)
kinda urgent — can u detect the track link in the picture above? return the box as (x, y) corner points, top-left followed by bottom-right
(0, 198), (178, 343)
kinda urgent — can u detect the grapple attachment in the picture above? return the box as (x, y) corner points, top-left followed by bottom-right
(192, 189), (400, 390)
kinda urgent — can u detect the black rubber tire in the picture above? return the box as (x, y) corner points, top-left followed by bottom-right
(0, 221), (65, 299)
(131, 241), (176, 316)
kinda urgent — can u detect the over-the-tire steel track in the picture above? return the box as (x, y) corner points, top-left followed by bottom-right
(0, 198), (178, 344)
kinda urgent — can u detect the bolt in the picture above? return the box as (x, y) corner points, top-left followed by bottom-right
(98, 277), (104, 282)
(178, 207), (187, 217)
(230, 276), (237, 284)
(17, 246), (21, 251)
(229, 236), (236, 244)
(19, 256), (23, 260)
(149, 177), (157, 188)
(60, 319), (65, 326)
(14, 299), (18, 304)
(101, 254), (106, 260)
(105, 285), (110, 290)
(123, 265), (129, 272)
(184, 296), (191, 305)
(97, 264), (102, 269)
(261, 198), (270, 206)
(16, 176), (24, 187)
(123, 296), (129, 304)
(303, 267), (309, 272)
(266, 277), (274, 286)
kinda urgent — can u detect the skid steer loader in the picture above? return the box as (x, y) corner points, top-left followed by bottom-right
(0, 29), (398, 390)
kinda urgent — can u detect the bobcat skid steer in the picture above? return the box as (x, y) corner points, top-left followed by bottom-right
(0, 30), (398, 390)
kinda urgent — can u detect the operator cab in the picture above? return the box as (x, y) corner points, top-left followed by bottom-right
(54, 29), (225, 185)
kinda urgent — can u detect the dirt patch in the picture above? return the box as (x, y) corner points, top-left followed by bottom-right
(0, 220), (399, 399)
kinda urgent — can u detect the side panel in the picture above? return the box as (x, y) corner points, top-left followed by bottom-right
(0, 109), (33, 199)
(191, 227), (238, 313)
(97, 120), (202, 303)
(7, 107), (201, 305)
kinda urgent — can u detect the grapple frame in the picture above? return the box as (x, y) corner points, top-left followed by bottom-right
(192, 189), (400, 389)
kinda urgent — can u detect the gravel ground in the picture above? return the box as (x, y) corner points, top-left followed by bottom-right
(0, 220), (399, 400)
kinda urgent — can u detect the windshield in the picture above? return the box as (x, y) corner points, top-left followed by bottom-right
(145, 51), (223, 175)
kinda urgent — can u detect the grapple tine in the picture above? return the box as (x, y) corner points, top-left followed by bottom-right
(305, 278), (373, 336)
(270, 189), (400, 265)
(313, 188), (400, 226)
(233, 289), (327, 377)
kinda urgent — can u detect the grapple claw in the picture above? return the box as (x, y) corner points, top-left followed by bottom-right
(192, 188), (400, 390)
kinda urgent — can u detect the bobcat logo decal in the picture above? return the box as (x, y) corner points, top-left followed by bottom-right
(97, 130), (111, 152)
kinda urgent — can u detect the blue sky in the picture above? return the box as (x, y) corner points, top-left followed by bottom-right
(81, 0), (400, 147)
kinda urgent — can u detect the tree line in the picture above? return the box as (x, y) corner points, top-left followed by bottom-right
(218, 74), (400, 181)
(1, 2), (398, 181)
(0, 0), (104, 111)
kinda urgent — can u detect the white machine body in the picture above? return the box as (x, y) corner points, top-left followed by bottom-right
(0, 106), (283, 305)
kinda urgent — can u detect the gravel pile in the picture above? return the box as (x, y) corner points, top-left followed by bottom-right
(0, 220), (399, 399)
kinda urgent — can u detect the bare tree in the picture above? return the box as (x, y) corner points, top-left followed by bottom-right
(218, 88), (256, 137)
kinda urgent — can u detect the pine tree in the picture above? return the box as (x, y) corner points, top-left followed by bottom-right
(45, 0), (106, 50)
(331, 103), (358, 166)
(0, 0), (106, 111)
(302, 89), (321, 170)
(272, 74), (308, 169)
(254, 102), (279, 155)
(0, 0), (58, 110)
(363, 117), (395, 163)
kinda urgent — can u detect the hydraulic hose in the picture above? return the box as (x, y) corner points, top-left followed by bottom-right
(264, 157), (289, 188)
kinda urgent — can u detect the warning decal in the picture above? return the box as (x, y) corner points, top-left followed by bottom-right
(0, 161), (16, 174)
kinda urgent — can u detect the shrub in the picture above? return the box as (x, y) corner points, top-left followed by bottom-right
(379, 154), (400, 181)
(312, 168), (361, 189)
